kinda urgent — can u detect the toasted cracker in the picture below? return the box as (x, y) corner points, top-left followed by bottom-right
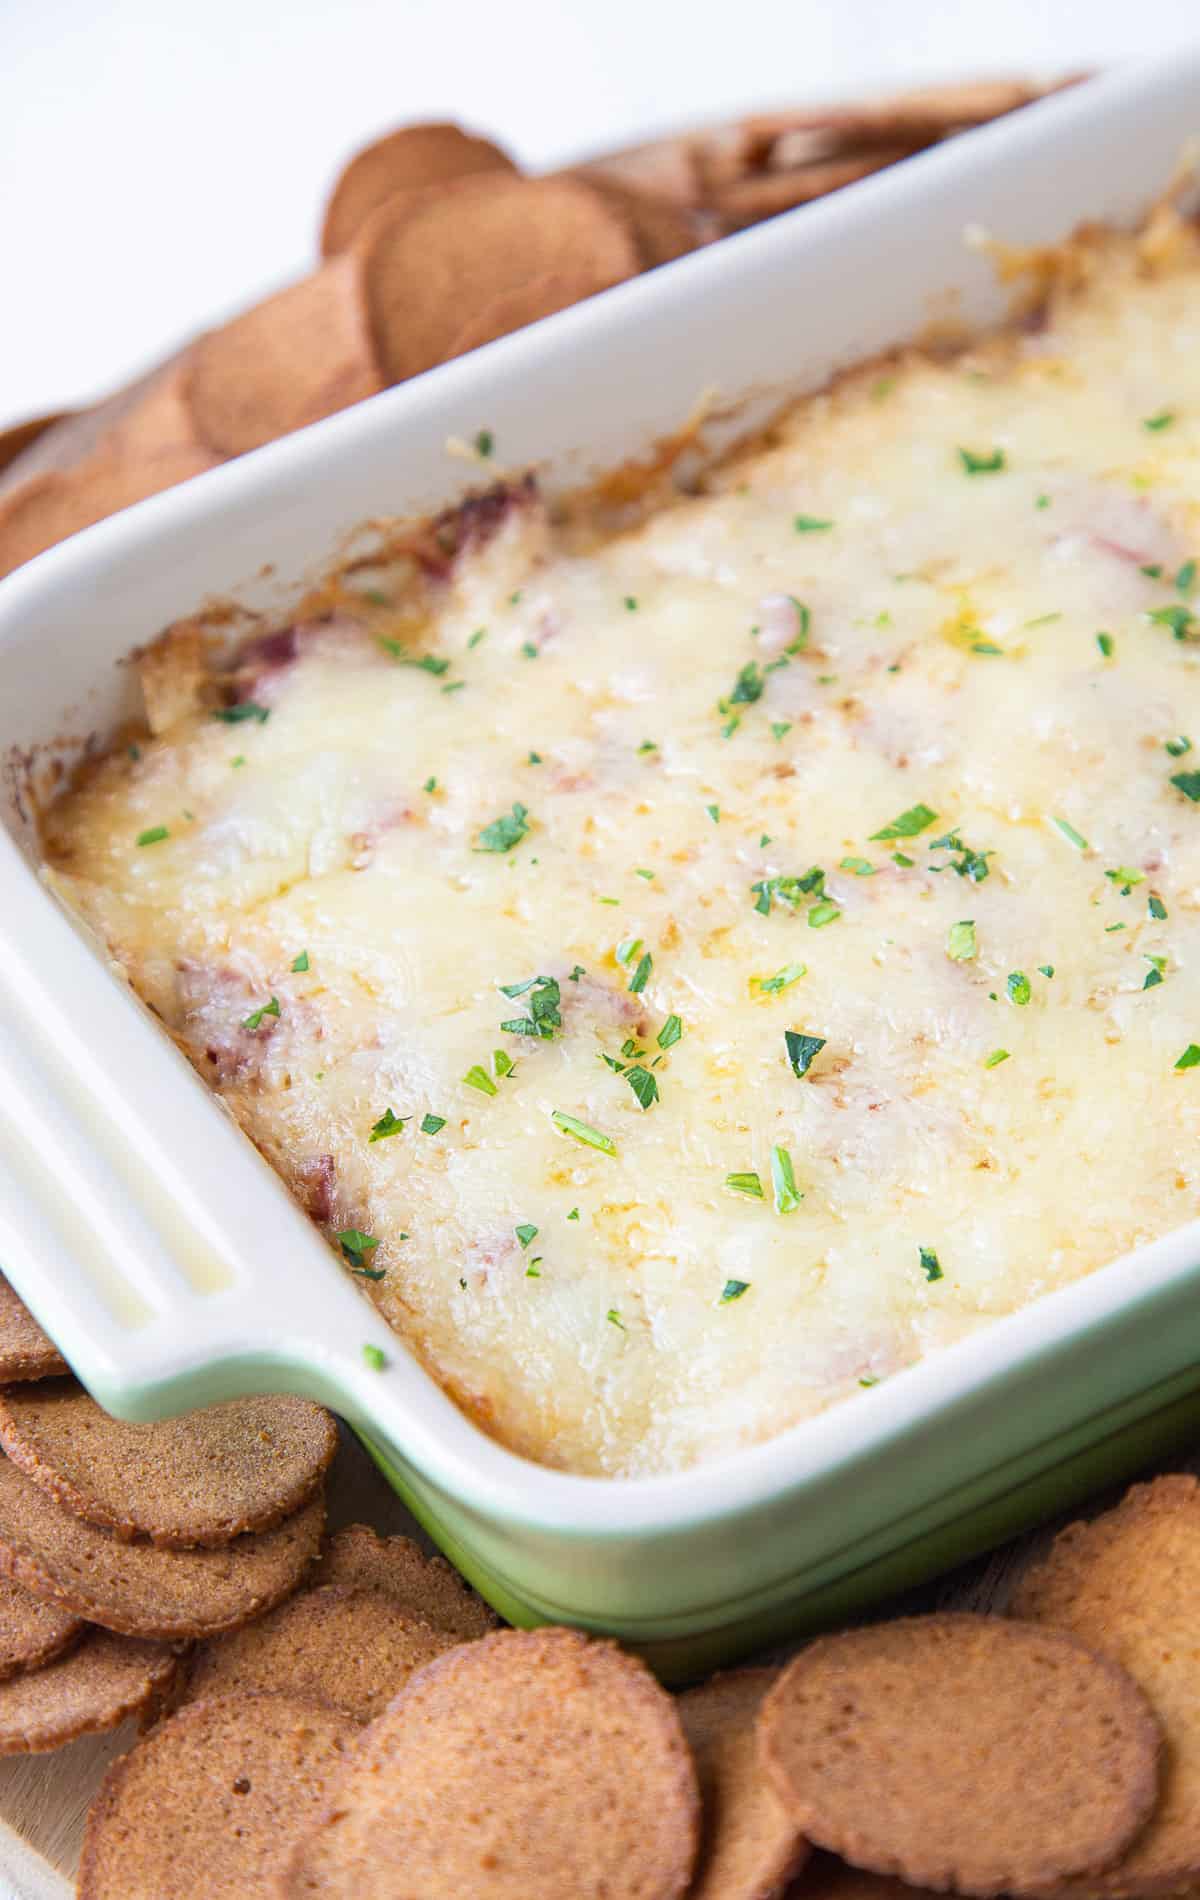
(356, 173), (640, 384)
(312, 1524), (499, 1641)
(759, 1613), (1161, 1896)
(714, 150), (918, 228)
(186, 255), (383, 457)
(321, 121), (518, 257)
(0, 1625), (175, 1754)
(571, 134), (703, 207)
(442, 273), (600, 360)
(79, 1690), (354, 1898)
(0, 412), (73, 478)
(281, 1625), (699, 1898)
(100, 358), (204, 462)
(0, 1275), (67, 1383)
(0, 447), (219, 579)
(678, 1666), (807, 1900)
(0, 1456), (324, 1640)
(798, 1850), (944, 1900)
(0, 1380), (337, 1547)
(577, 178), (713, 268)
(0, 1573), (83, 1682)
(181, 1583), (458, 1720)
(1012, 1472), (1200, 1895)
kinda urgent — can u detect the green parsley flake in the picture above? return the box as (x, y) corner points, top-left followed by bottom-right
(1179, 561), (1198, 594)
(467, 628), (487, 649)
(919, 1246), (944, 1283)
(1097, 632), (1115, 658)
(958, 446), (1006, 474)
(1171, 770), (1200, 802)
(136, 826), (169, 847)
(475, 803), (530, 852)
(946, 920), (977, 962)
(770, 1144), (803, 1214)
(607, 1309), (625, 1329)
(1176, 1045), (1200, 1071)
(724, 661), (764, 708)
(230, 756), (245, 768)
(493, 1049), (515, 1078)
(213, 702), (270, 725)
(758, 963), (806, 995)
(928, 830), (992, 883)
(870, 802), (938, 842)
(552, 1111), (615, 1154)
(771, 722), (792, 741)
(1144, 956), (1167, 991)
(499, 974), (561, 1040)
(291, 950), (310, 973)
(242, 996), (280, 1030)
(1149, 894), (1169, 921)
(1150, 605), (1197, 640)
(724, 1171), (764, 1199)
(463, 1064), (498, 1097)
(624, 595), (638, 611)
(1007, 971), (1032, 1006)
(362, 1343), (387, 1371)
(706, 804), (720, 824)
(840, 857), (876, 876)
(515, 1224), (538, 1249)
(634, 868), (655, 881)
(984, 1049), (1010, 1068)
(625, 1066), (659, 1110)
(1106, 866), (1144, 893)
(720, 1279), (750, 1304)
(337, 1230), (379, 1264)
(1038, 964), (1055, 978)
(1165, 736), (1193, 757)
(794, 514), (834, 532)
(521, 641), (538, 659)
(808, 901), (841, 928)
(379, 641), (451, 676)
(892, 851), (914, 867)
(628, 952), (653, 994)
(567, 1207), (580, 1220)
(369, 1108), (407, 1142)
(1143, 410), (1176, 431)
(656, 1014), (683, 1049)
(423, 776), (438, 793)
(420, 1114), (446, 1135)
(637, 739), (657, 754)
(1050, 815), (1089, 850)
(785, 1030), (825, 1078)
(474, 428), (494, 457)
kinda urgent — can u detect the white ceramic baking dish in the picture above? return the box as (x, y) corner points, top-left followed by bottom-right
(2, 56), (1200, 1679)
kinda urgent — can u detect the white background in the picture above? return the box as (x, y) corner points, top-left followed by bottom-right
(1, 0), (1197, 426)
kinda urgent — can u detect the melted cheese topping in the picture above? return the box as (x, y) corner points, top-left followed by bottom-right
(43, 226), (1200, 1475)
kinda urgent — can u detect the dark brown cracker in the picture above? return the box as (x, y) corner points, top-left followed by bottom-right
(355, 174), (640, 384)
(313, 1523), (499, 1640)
(321, 120), (519, 256)
(181, 1583), (459, 1720)
(678, 1666), (807, 1900)
(0, 1274), (67, 1382)
(1011, 1472), (1200, 1895)
(0, 446), (219, 579)
(759, 1613), (1161, 1896)
(0, 1456), (324, 1640)
(185, 255), (383, 457)
(0, 1626), (175, 1754)
(0, 1573), (83, 1681)
(713, 150), (919, 228)
(281, 1625), (700, 1898)
(78, 1691), (354, 1898)
(0, 1380), (337, 1547)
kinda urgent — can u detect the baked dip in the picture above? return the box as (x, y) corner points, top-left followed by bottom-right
(42, 219), (1200, 1475)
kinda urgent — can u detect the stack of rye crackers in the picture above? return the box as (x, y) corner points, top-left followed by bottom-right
(0, 76), (1083, 581)
(0, 1260), (1197, 1897)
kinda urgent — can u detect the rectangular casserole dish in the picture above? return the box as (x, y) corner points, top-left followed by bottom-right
(2, 57), (1200, 1679)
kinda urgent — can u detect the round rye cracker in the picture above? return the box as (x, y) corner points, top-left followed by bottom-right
(0, 1573), (83, 1681)
(0, 1456), (324, 1640)
(78, 1691), (355, 1899)
(0, 1381), (337, 1547)
(186, 255), (383, 457)
(0, 412), (73, 478)
(1011, 1472), (1200, 1896)
(313, 1523), (499, 1641)
(321, 121), (518, 257)
(0, 1275), (67, 1382)
(441, 272), (602, 360)
(181, 1583), (458, 1720)
(0, 446), (219, 579)
(355, 173), (640, 384)
(281, 1626), (700, 1899)
(0, 1626), (175, 1754)
(759, 1614), (1162, 1896)
(677, 1666), (808, 1900)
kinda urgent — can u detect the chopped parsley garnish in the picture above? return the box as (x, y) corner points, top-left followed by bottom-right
(552, 1111), (615, 1154)
(230, 755), (245, 768)
(706, 804), (720, 824)
(634, 867), (655, 881)
(870, 802), (937, 842)
(720, 1279), (750, 1303)
(758, 963), (806, 995)
(499, 973), (561, 1039)
(1143, 410), (1176, 431)
(515, 1224), (538, 1250)
(467, 627), (487, 649)
(369, 1108), (407, 1141)
(785, 1030), (825, 1078)
(1171, 770), (1200, 802)
(984, 1048), (1010, 1068)
(919, 1246), (944, 1283)
(463, 1064), (498, 1097)
(1176, 1045), (1200, 1071)
(420, 1113), (446, 1135)
(808, 901), (841, 929)
(1179, 560), (1198, 594)
(525, 1261), (541, 1277)
(569, 965), (586, 981)
(1150, 605), (1196, 640)
(362, 1343), (387, 1370)
(1149, 894), (1168, 921)
(628, 952), (653, 994)
(213, 701), (270, 724)
(337, 1230), (379, 1264)
(1105, 866), (1144, 893)
(1142, 563), (1164, 579)
(136, 825), (169, 846)
(657, 1014), (683, 1049)
(724, 1171), (764, 1199)
(892, 851), (914, 867)
(928, 830), (992, 883)
(794, 514), (834, 532)
(379, 641), (451, 676)
(606, 1309), (625, 1329)
(972, 640), (1003, 657)
(474, 428), (494, 457)
(493, 1049), (515, 1077)
(1097, 632), (1115, 658)
(637, 739), (657, 754)
(770, 1144), (802, 1214)
(771, 722), (792, 741)
(475, 803), (530, 852)
(958, 446), (1006, 474)
(946, 920), (977, 962)
(1166, 736), (1193, 757)
(624, 595), (638, 611)
(1050, 815), (1089, 850)
(1039, 964), (1055, 978)
(1144, 956), (1167, 991)
(291, 950), (310, 972)
(616, 937), (642, 966)
(1035, 493), (1051, 509)
(423, 776), (438, 792)
(242, 996), (280, 1029)
(840, 857), (876, 876)
(1007, 971), (1032, 1006)
(625, 1066), (659, 1110)
(725, 661), (764, 707)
